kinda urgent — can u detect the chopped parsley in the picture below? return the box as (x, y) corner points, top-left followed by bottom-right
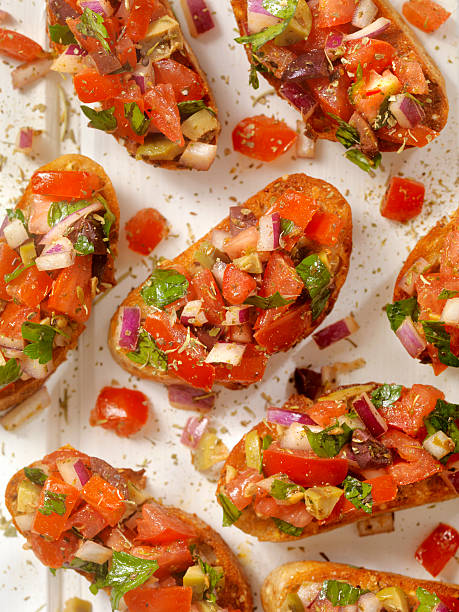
(236, 0), (299, 52)
(386, 297), (419, 332)
(4, 261), (35, 284)
(270, 478), (304, 500)
(262, 434), (273, 450)
(218, 493), (241, 527)
(321, 580), (367, 606)
(415, 588), (441, 612)
(77, 8), (110, 53)
(48, 23), (76, 45)
(422, 321), (459, 367)
(81, 105), (117, 132)
(38, 490), (67, 516)
(273, 517), (303, 536)
(371, 384), (403, 408)
(127, 329), (167, 371)
(342, 475), (373, 514)
(124, 102), (150, 136)
(47, 200), (91, 227)
(424, 399), (459, 453)
(141, 268), (189, 309)
(0, 358), (21, 388)
(296, 254), (331, 320)
(178, 100), (216, 120)
(6, 208), (26, 227)
(22, 322), (65, 365)
(244, 291), (293, 309)
(345, 149), (382, 174)
(280, 217), (296, 236)
(196, 556), (224, 604)
(74, 235), (95, 255)
(306, 422), (352, 458)
(24, 466), (47, 486)
(328, 113), (359, 149)
(439, 289), (459, 300)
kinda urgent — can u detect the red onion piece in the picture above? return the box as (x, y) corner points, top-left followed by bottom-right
(40, 201), (103, 245)
(344, 17), (391, 41)
(12, 58), (53, 90)
(352, 0), (378, 29)
(16, 127), (34, 154)
(267, 407), (317, 427)
(433, 603), (452, 612)
(313, 315), (359, 349)
(230, 206), (257, 236)
(325, 32), (345, 61)
(279, 81), (318, 119)
(4, 219), (28, 249)
(205, 342), (246, 365)
(181, 415), (209, 447)
(356, 593), (383, 612)
(352, 393), (388, 438)
(224, 305), (251, 325)
(118, 306), (141, 350)
(50, 0), (79, 22)
(21, 355), (53, 379)
(398, 257), (429, 296)
(257, 213), (281, 251)
(282, 51), (328, 82)
(0, 336), (24, 351)
(80, 0), (114, 16)
(36, 237), (76, 271)
(73, 459), (91, 486)
(390, 94), (425, 129)
(181, 0), (215, 37)
(168, 384), (215, 411)
(51, 49), (89, 74)
(247, 0), (280, 33)
(132, 61), (155, 94)
(65, 44), (88, 57)
(395, 317), (427, 358)
(181, 300), (208, 327)
(212, 260), (227, 288)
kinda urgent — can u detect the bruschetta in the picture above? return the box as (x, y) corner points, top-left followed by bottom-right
(261, 561), (459, 612)
(5, 446), (253, 612)
(47, 0), (220, 170)
(109, 173), (352, 393)
(231, 0), (448, 171)
(0, 154), (119, 413)
(388, 208), (459, 375)
(216, 382), (458, 542)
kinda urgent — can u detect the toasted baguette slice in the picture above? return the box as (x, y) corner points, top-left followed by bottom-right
(5, 448), (253, 612)
(108, 173), (352, 391)
(47, 0), (220, 170)
(231, 0), (448, 153)
(0, 155), (119, 413)
(261, 561), (459, 612)
(216, 384), (457, 542)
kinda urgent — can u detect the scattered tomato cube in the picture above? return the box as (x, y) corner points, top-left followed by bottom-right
(0, 28), (44, 62)
(402, 0), (451, 32)
(380, 176), (425, 222)
(232, 115), (297, 162)
(125, 208), (169, 256)
(90, 386), (149, 437)
(415, 523), (459, 576)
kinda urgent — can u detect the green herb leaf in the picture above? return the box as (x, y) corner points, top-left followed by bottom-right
(218, 493), (241, 527)
(235, 0), (299, 51)
(306, 423), (352, 458)
(345, 149), (382, 173)
(0, 358), (21, 388)
(6, 208), (26, 227)
(296, 254), (331, 320)
(342, 475), (373, 514)
(348, 63), (363, 105)
(74, 235), (95, 255)
(415, 588), (441, 612)
(422, 321), (459, 367)
(127, 329), (167, 371)
(424, 399), (459, 453)
(47, 200), (91, 227)
(244, 291), (294, 310)
(141, 269), (189, 309)
(81, 105), (117, 132)
(97, 195), (115, 240)
(22, 322), (58, 365)
(262, 434), (273, 450)
(38, 490), (67, 516)
(372, 96), (391, 130)
(273, 517), (303, 536)
(49, 23), (76, 45)
(270, 478), (304, 500)
(280, 218), (295, 235)
(328, 113), (359, 149)
(178, 100), (216, 120)
(249, 63), (260, 89)
(4, 261), (35, 285)
(197, 557), (224, 604)
(371, 384), (403, 408)
(67, 557), (108, 583)
(386, 297), (419, 332)
(321, 580), (367, 606)
(24, 466), (47, 486)
(439, 289), (459, 300)
(77, 8), (110, 53)
(124, 102), (150, 136)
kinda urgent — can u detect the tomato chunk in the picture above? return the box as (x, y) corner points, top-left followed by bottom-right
(262, 446), (348, 487)
(266, 190), (319, 231)
(261, 252), (303, 300)
(66, 503), (108, 539)
(47, 255), (93, 323)
(135, 501), (197, 545)
(6, 266), (52, 308)
(90, 386), (149, 437)
(213, 343), (268, 385)
(232, 115), (297, 162)
(125, 0), (157, 42)
(381, 176), (425, 222)
(317, 0), (356, 27)
(377, 124), (439, 148)
(226, 468), (263, 511)
(254, 304), (312, 354)
(145, 83), (184, 146)
(343, 39), (396, 75)
(253, 497), (313, 528)
(415, 523), (459, 576)
(222, 264), (256, 305)
(191, 268), (225, 325)
(440, 230), (459, 276)
(402, 0), (451, 32)
(379, 384), (444, 437)
(381, 429), (441, 486)
(28, 531), (80, 569)
(32, 476), (80, 540)
(306, 211), (344, 246)
(0, 302), (39, 346)
(73, 70), (124, 103)
(353, 70), (401, 123)
(0, 29), (44, 62)
(0, 241), (20, 300)
(125, 208), (168, 255)
(415, 274), (459, 319)
(309, 68), (353, 121)
(124, 586), (192, 612)
(80, 474), (125, 526)
(392, 56), (428, 95)
(342, 474), (398, 513)
(154, 59), (205, 103)
(131, 540), (193, 578)
(111, 83), (146, 145)
(306, 400), (347, 427)
(31, 170), (103, 199)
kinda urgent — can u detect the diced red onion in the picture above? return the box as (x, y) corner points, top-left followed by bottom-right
(441, 298), (459, 325)
(423, 431), (455, 460)
(395, 316), (427, 358)
(0, 336), (24, 351)
(267, 407), (317, 427)
(279, 82), (318, 119)
(247, 0), (280, 33)
(180, 415), (209, 447)
(211, 230), (230, 251)
(230, 206), (257, 236)
(65, 44), (88, 57)
(90, 50), (122, 75)
(352, 0), (378, 28)
(168, 384), (215, 411)
(16, 128), (34, 154)
(181, 300), (208, 326)
(4, 218), (28, 249)
(181, 0), (215, 37)
(212, 260), (227, 288)
(36, 237), (75, 271)
(15, 513), (35, 532)
(76, 540), (113, 564)
(296, 121), (316, 158)
(20, 355), (53, 380)
(40, 201), (103, 245)
(389, 94), (425, 129)
(352, 393), (388, 438)
(205, 342), (246, 365)
(313, 315), (359, 349)
(79, 0), (114, 16)
(1, 347), (23, 359)
(118, 306), (141, 350)
(0, 387), (51, 431)
(0, 10), (12, 24)
(282, 51), (328, 82)
(224, 226), (259, 260)
(297, 584), (322, 608)
(229, 322), (253, 343)
(12, 58), (53, 90)
(356, 593), (383, 612)
(257, 213), (280, 251)
(343, 17), (391, 41)
(280, 422), (322, 451)
(52, 49), (89, 74)
(398, 257), (429, 295)
(57, 457), (89, 489)
(432, 603), (452, 612)
(325, 31), (346, 61)
(224, 305), (251, 326)
(73, 459), (91, 486)
(448, 471), (459, 492)
(132, 62), (155, 94)
(180, 142), (217, 171)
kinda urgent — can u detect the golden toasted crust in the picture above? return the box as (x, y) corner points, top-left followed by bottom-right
(5, 461), (253, 612)
(231, 0), (448, 151)
(0, 154), (119, 413)
(261, 561), (459, 612)
(216, 385), (457, 542)
(108, 173), (352, 389)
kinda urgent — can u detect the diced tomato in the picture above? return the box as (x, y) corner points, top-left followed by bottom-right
(111, 81), (146, 145)
(381, 176), (425, 222)
(226, 468), (263, 511)
(213, 343), (268, 385)
(28, 195), (54, 235)
(309, 68), (353, 121)
(90, 386), (149, 437)
(145, 83), (184, 146)
(255, 41), (296, 78)
(0, 29), (44, 62)
(306, 211), (344, 246)
(261, 252), (303, 300)
(381, 429), (441, 486)
(47, 255), (93, 323)
(426, 343), (448, 376)
(266, 190), (319, 232)
(306, 400), (347, 427)
(135, 501), (197, 545)
(66, 503), (108, 539)
(353, 70), (401, 122)
(0, 302), (39, 346)
(32, 476), (80, 540)
(440, 230), (459, 275)
(42, 448), (90, 472)
(232, 115), (297, 162)
(224, 226), (259, 260)
(131, 540), (192, 578)
(263, 445), (348, 487)
(125, 0), (157, 42)
(342, 474), (398, 513)
(402, 0), (451, 32)
(31, 170), (103, 199)
(0, 241), (20, 300)
(6, 266), (52, 308)
(222, 264), (256, 305)
(392, 56), (428, 95)
(125, 208), (168, 255)
(124, 586), (192, 612)
(67, 16), (106, 54)
(415, 523), (459, 577)
(28, 531), (80, 569)
(317, 0), (355, 27)
(379, 384), (444, 436)
(253, 497), (313, 528)
(254, 303), (312, 354)
(343, 39), (396, 75)
(115, 35), (137, 69)
(73, 70), (124, 103)
(81, 474), (125, 526)
(377, 124), (439, 148)
(154, 59), (205, 103)
(191, 268), (225, 325)
(415, 274), (459, 319)
(99, 525), (135, 552)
